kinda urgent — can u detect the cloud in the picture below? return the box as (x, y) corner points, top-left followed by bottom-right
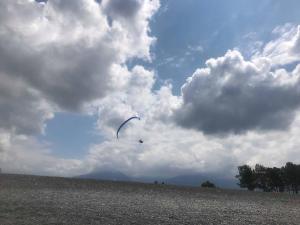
(86, 67), (300, 176)
(86, 107), (300, 178)
(37, 23), (300, 177)
(95, 65), (180, 138)
(0, 0), (159, 136)
(187, 44), (204, 54)
(260, 24), (300, 66)
(85, 32), (300, 177)
(0, 73), (53, 135)
(0, 131), (86, 176)
(102, 0), (160, 60)
(0, 0), (160, 175)
(174, 47), (300, 135)
(102, 0), (141, 19)
(86, 124), (239, 177)
(84, 64), (248, 178)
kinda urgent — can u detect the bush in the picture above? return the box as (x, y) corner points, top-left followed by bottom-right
(201, 180), (216, 188)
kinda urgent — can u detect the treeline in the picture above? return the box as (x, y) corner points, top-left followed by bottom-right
(236, 162), (300, 194)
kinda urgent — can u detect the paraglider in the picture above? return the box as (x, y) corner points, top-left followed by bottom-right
(116, 116), (143, 143)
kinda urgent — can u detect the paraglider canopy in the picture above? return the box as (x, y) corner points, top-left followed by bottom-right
(116, 116), (141, 139)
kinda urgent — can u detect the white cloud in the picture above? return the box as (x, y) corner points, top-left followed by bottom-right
(0, 132), (86, 176)
(85, 24), (300, 178)
(71, 23), (300, 178)
(259, 24), (300, 66)
(94, 66), (180, 138)
(0, 0), (160, 175)
(85, 39), (300, 177)
(0, 0), (159, 135)
(86, 108), (300, 178)
(102, 0), (160, 60)
(175, 47), (300, 135)
(187, 44), (204, 54)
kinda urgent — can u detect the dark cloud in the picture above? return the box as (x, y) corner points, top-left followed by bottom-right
(102, 0), (141, 19)
(174, 50), (300, 135)
(0, 0), (114, 114)
(0, 74), (52, 135)
(0, 35), (115, 111)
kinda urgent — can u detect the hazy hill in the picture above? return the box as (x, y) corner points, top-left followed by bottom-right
(77, 170), (131, 182)
(77, 170), (238, 189)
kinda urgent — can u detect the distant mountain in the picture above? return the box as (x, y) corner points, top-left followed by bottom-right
(76, 171), (239, 189)
(76, 170), (131, 182)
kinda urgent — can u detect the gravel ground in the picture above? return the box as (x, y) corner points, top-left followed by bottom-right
(0, 174), (299, 225)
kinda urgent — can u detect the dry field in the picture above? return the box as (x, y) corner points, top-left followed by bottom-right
(0, 174), (299, 225)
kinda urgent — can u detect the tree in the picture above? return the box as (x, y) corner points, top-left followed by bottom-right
(237, 162), (299, 193)
(254, 164), (270, 192)
(283, 162), (299, 194)
(201, 180), (216, 188)
(267, 167), (285, 192)
(296, 164), (300, 194)
(236, 165), (256, 191)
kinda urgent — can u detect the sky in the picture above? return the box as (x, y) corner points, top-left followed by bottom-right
(1, 0), (300, 178)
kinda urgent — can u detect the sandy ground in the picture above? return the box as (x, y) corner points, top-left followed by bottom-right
(0, 174), (299, 225)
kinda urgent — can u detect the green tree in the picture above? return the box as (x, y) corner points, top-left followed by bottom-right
(254, 164), (270, 192)
(283, 162), (299, 194)
(267, 167), (285, 192)
(296, 164), (300, 194)
(236, 165), (256, 191)
(237, 162), (299, 193)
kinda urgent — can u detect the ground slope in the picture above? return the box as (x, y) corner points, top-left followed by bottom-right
(0, 174), (299, 225)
